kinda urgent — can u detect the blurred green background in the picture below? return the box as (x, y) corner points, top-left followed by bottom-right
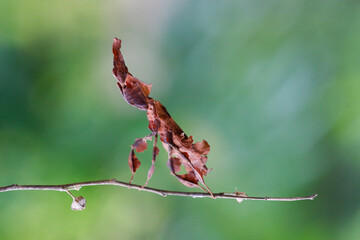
(1, 0), (360, 239)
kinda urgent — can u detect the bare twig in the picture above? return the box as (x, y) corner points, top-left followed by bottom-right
(0, 179), (317, 202)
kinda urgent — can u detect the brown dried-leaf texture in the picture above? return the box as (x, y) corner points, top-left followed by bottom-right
(128, 149), (141, 183)
(112, 38), (213, 195)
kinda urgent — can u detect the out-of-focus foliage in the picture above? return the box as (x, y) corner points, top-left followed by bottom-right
(0, 0), (359, 239)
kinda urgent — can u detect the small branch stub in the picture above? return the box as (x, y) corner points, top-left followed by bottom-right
(66, 190), (87, 211)
(71, 196), (87, 211)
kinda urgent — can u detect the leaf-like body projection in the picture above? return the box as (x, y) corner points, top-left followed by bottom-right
(112, 38), (213, 195)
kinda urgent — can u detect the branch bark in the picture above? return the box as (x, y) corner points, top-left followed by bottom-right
(0, 179), (317, 202)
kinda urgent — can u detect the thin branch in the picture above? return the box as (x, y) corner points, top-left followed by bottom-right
(0, 179), (317, 202)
